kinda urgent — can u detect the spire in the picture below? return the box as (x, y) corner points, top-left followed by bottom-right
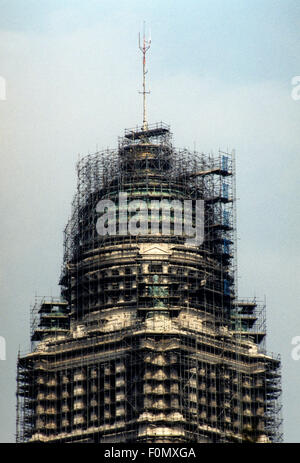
(139, 22), (151, 131)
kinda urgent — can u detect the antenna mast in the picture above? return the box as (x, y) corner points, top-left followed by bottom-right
(139, 22), (151, 131)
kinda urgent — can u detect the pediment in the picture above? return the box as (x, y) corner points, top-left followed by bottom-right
(138, 243), (173, 256)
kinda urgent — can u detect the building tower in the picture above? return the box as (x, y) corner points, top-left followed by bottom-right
(16, 35), (282, 444)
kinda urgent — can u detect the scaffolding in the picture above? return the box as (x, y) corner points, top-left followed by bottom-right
(16, 122), (282, 443)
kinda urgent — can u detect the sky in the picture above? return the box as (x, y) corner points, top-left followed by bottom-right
(0, 0), (299, 443)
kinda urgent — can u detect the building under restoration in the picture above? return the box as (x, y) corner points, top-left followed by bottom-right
(16, 35), (282, 444)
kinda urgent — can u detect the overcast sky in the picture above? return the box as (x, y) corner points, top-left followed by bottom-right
(0, 0), (299, 442)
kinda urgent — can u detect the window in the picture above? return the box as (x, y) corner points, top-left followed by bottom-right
(149, 263), (162, 274)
